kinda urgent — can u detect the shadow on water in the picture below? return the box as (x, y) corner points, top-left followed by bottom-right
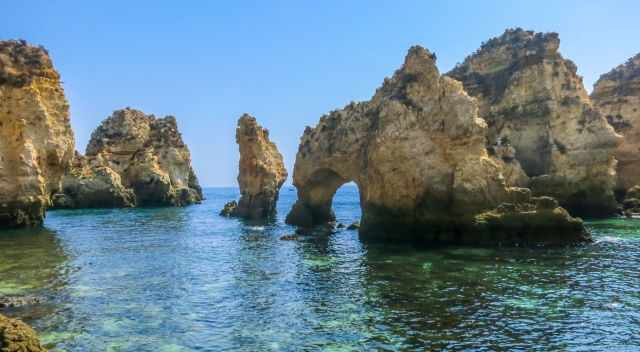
(0, 226), (71, 332)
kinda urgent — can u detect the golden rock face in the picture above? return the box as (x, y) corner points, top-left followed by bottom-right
(0, 40), (75, 228)
(231, 114), (287, 219)
(447, 28), (621, 217)
(592, 53), (640, 194)
(0, 313), (47, 352)
(285, 45), (588, 245)
(54, 108), (203, 208)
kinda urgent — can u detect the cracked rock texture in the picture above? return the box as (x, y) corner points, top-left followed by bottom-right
(0, 40), (75, 228)
(53, 108), (202, 208)
(448, 28), (621, 217)
(592, 53), (640, 194)
(285, 46), (588, 245)
(225, 114), (287, 219)
(0, 313), (46, 352)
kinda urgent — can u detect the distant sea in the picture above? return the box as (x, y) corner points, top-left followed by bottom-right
(0, 186), (639, 351)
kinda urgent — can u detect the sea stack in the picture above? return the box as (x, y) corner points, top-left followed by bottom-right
(447, 28), (621, 217)
(53, 108), (202, 208)
(221, 114), (287, 219)
(592, 53), (640, 196)
(0, 313), (47, 351)
(286, 46), (588, 245)
(0, 40), (75, 228)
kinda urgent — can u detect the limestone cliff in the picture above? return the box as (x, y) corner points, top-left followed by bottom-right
(0, 40), (75, 228)
(447, 28), (621, 217)
(286, 46), (588, 245)
(221, 114), (287, 219)
(53, 108), (202, 208)
(592, 53), (640, 194)
(0, 313), (46, 351)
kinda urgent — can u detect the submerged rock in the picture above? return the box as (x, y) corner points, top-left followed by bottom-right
(53, 108), (202, 208)
(447, 28), (621, 217)
(0, 296), (41, 309)
(0, 313), (46, 351)
(0, 40), (75, 228)
(592, 53), (640, 194)
(279, 234), (298, 241)
(285, 45), (588, 245)
(223, 114), (287, 219)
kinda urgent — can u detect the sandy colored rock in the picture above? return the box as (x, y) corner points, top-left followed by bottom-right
(53, 108), (202, 208)
(0, 314), (46, 352)
(447, 28), (621, 217)
(224, 114), (287, 219)
(621, 185), (640, 215)
(286, 45), (588, 245)
(592, 53), (640, 194)
(52, 152), (135, 208)
(0, 40), (75, 228)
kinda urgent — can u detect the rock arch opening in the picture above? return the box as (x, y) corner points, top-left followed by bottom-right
(286, 168), (362, 227)
(332, 182), (362, 226)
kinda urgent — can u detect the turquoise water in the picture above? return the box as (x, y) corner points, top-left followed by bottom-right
(1, 187), (639, 351)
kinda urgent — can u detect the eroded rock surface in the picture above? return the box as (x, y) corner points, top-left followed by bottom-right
(621, 185), (640, 216)
(223, 114), (287, 219)
(0, 314), (46, 352)
(286, 46), (588, 245)
(53, 108), (202, 208)
(52, 152), (135, 208)
(447, 28), (621, 217)
(592, 53), (640, 194)
(0, 40), (75, 228)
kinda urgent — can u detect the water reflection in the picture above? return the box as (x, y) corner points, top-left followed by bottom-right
(0, 227), (71, 338)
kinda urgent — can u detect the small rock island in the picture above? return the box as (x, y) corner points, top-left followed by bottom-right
(221, 114), (287, 219)
(53, 108), (203, 208)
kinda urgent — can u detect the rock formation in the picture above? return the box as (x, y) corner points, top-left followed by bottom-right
(592, 53), (640, 195)
(447, 28), (621, 217)
(51, 152), (135, 208)
(0, 313), (46, 352)
(53, 108), (202, 208)
(621, 185), (640, 216)
(285, 46), (588, 245)
(221, 114), (287, 219)
(0, 40), (75, 228)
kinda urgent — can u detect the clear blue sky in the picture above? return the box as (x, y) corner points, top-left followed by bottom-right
(3, 1), (639, 186)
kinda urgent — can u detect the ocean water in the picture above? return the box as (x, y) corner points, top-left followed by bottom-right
(0, 186), (639, 351)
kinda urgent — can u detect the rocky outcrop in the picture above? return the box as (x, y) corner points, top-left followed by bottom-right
(52, 152), (135, 208)
(222, 114), (287, 219)
(592, 53), (640, 195)
(621, 185), (640, 216)
(219, 200), (237, 217)
(0, 314), (46, 352)
(53, 108), (202, 208)
(285, 46), (588, 245)
(0, 40), (75, 228)
(447, 28), (621, 217)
